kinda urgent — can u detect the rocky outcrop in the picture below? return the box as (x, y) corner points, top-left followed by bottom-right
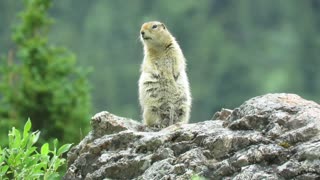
(64, 93), (320, 179)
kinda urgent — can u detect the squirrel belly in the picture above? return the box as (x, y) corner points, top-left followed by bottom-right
(138, 21), (191, 128)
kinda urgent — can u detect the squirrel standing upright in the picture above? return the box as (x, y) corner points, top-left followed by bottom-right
(138, 21), (191, 128)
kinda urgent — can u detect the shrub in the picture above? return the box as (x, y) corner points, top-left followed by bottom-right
(0, 119), (72, 179)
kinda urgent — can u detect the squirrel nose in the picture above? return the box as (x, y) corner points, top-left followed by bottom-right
(141, 31), (145, 36)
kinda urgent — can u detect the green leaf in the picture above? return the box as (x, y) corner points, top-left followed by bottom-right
(13, 151), (24, 165)
(53, 139), (58, 155)
(45, 172), (60, 180)
(23, 119), (32, 138)
(0, 165), (9, 176)
(30, 131), (40, 146)
(53, 139), (58, 148)
(57, 144), (72, 156)
(34, 162), (48, 172)
(25, 154), (41, 168)
(49, 155), (58, 168)
(41, 143), (49, 155)
(21, 135), (30, 149)
(52, 157), (64, 171)
(21, 121), (31, 149)
(8, 128), (15, 148)
(25, 146), (37, 157)
(12, 128), (22, 149)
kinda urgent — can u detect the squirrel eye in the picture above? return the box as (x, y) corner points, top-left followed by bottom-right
(152, 24), (158, 29)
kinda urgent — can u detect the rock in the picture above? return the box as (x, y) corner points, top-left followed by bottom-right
(91, 111), (145, 137)
(211, 108), (233, 121)
(64, 93), (320, 179)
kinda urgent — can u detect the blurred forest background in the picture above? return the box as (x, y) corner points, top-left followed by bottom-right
(1, 0), (320, 144)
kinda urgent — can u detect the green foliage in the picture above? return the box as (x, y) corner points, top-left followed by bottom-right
(191, 174), (207, 180)
(0, 0), (91, 144)
(0, 119), (72, 179)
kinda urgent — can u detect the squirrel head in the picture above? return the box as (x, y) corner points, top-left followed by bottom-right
(140, 21), (172, 49)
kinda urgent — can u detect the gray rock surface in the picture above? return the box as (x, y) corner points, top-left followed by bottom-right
(64, 93), (320, 179)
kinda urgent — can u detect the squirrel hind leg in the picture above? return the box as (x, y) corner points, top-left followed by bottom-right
(143, 107), (161, 127)
(176, 106), (190, 124)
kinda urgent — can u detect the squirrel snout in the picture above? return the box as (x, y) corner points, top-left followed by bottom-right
(141, 31), (145, 36)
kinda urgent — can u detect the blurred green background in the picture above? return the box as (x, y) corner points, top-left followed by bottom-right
(1, 0), (320, 144)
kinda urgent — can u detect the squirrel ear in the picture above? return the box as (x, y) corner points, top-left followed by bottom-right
(161, 23), (166, 30)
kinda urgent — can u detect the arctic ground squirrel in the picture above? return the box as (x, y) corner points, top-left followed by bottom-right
(138, 21), (191, 128)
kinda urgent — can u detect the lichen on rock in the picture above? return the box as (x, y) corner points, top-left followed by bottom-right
(64, 93), (320, 180)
